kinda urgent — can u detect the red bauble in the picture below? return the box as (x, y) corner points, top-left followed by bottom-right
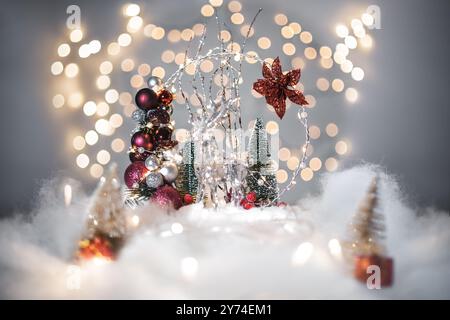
(129, 148), (151, 162)
(183, 194), (194, 205)
(131, 130), (154, 151)
(158, 89), (174, 106)
(155, 126), (173, 143)
(146, 109), (170, 125)
(246, 192), (257, 203)
(150, 185), (183, 210)
(124, 161), (148, 188)
(243, 202), (254, 210)
(135, 88), (159, 110)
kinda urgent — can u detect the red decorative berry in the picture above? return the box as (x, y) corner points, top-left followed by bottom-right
(246, 192), (257, 203)
(277, 201), (287, 208)
(184, 194), (194, 205)
(243, 202), (254, 210)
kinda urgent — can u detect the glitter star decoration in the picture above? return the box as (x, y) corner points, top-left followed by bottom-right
(253, 57), (308, 119)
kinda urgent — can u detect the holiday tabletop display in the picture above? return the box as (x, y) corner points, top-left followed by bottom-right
(123, 9), (311, 210)
(343, 177), (394, 287)
(76, 164), (127, 262)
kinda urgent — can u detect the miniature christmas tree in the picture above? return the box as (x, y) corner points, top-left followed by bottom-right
(76, 164), (127, 261)
(244, 118), (278, 207)
(343, 176), (394, 286)
(176, 140), (198, 205)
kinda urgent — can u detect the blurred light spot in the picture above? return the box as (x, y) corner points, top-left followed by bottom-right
(351, 67), (365, 81)
(85, 130), (99, 145)
(70, 29), (83, 43)
(65, 63), (79, 78)
(72, 136), (86, 151)
(68, 92), (83, 108)
(131, 215), (140, 227)
(124, 3), (140, 17)
(309, 157), (322, 171)
(360, 35), (373, 48)
(345, 87), (358, 103)
(130, 74), (144, 88)
(95, 118), (114, 136)
(274, 13), (288, 26)
(78, 44), (91, 58)
(171, 222), (184, 234)
(301, 168), (314, 181)
(64, 184), (72, 207)
(96, 150), (111, 165)
(291, 57), (305, 69)
(127, 16), (143, 33)
(58, 43), (71, 57)
(109, 113), (123, 128)
(305, 95), (316, 108)
(362, 13), (375, 26)
(201, 4), (214, 17)
(299, 31), (312, 44)
(331, 79), (345, 92)
(228, 0), (242, 12)
(319, 46), (332, 59)
(90, 164), (104, 178)
(316, 78), (329, 91)
(105, 89), (119, 104)
(51, 61), (64, 75)
(96, 102), (110, 116)
(118, 33), (132, 47)
(111, 138), (125, 153)
(278, 148), (291, 161)
(335, 25), (348, 38)
(283, 43), (296, 56)
(83, 101), (97, 116)
(181, 29), (194, 41)
(152, 66), (165, 78)
(289, 22), (302, 34)
(231, 12), (244, 25)
(121, 58), (135, 72)
(107, 42), (120, 56)
(144, 24), (156, 38)
(287, 157), (299, 170)
(335, 140), (348, 155)
(240, 24), (254, 37)
(52, 94), (65, 108)
(320, 58), (333, 69)
(276, 169), (288, 183)
(309, 125), (321, 139)
(181, 257), (198, 280)
(340, 60), (353, 73)
(328, 239), (342, 257)
(292, 242), (314, 266)
(138, 64), (151, 76)
(266, 121), (279, 135)
(167, 29), (181, 43)
(345, 36), (357, 49)
(326, 123), (339, 137)
(96, 75), (111, 90)
(281, 26), (294, 39)
(325, 157), (338, 172)
(89, 40), (101, 54)
(76, 154), (89, 168)
(99, 61), (113, 75)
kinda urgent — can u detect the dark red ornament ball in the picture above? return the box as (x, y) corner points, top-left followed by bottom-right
(135, 88), (159, 110)
(146, 109), (170, 125)
(155, 126), (173, 143)
(150, 185), (183, 210)
(129, 148), (151, 162)
(124, 161), (148, 188)
(158, 89), (174, 106)
(131, 130), (154, 151)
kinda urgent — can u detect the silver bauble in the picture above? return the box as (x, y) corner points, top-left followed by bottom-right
(160, 163), (178, 183)
(145, 155), (160, 171)
(146, 172), (164, 188)
(147, 76), (162, 89)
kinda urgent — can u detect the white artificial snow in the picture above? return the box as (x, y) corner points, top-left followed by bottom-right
(0, 165), (449, 299)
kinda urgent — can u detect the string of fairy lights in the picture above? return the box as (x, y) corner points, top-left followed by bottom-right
(50, 0), (375, 190)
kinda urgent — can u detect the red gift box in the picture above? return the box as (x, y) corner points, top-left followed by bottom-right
(354, 255), (394, 287)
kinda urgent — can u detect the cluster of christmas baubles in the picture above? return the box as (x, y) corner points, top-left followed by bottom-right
(124, 76), (183, 209)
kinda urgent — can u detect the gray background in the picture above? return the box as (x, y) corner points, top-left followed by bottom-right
(0, 0), (449, 215)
